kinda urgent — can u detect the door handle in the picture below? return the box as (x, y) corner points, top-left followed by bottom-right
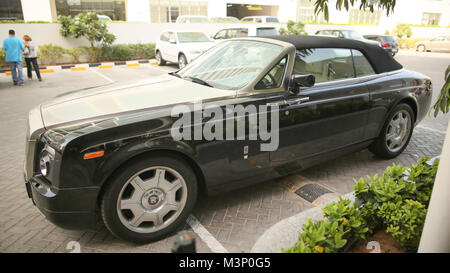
(266, 97), (309, 107)
(285, 97), (309, 105)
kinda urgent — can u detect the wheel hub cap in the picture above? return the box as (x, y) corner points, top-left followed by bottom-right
(142, 188), (165, 210)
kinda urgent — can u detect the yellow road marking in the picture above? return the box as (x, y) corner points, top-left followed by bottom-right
(71, 67), (86, 71)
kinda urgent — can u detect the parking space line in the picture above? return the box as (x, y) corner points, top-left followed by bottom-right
(186, 214), (229, 253)
(91, 68), (115, 83)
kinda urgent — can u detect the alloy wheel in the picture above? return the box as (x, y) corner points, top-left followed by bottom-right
(116, 166), (187, 233)
(385, 110), (412, 153)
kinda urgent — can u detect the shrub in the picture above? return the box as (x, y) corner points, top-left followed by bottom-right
(393, 23), (413, 38)
(284, 157), (439, 253)
(0, 49), (7, 67)
(66, 46), (91, 63)
(397, 38), (422, 49)
(100, 43), (155, 61)
(37, 44), (67, 65)
(279, 20), (308, 35)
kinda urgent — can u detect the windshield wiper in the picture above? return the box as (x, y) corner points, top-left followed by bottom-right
(169, 72), (181, 78)
(183, 76), (214, 88)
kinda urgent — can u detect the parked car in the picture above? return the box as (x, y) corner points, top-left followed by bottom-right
(97, 14), (112, 21)
(364, 35), (399, 56)
(211, 26), (279, 41)
(209, 16), (239, 23)
(241, 16), (280, 23)
(415, 36), (450, 52)
(315, 29), (381, 47)
(24, 36), (432, 243)
(155, 31), (215, 69)
(175, 15), (208, 23)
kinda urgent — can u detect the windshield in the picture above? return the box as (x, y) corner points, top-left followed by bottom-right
(177, 40), (283, 90)
(342, 30), (363, 39)
(382, 36), (396, 43)
(266, 17), (279, 23)
(177, 32), (210, 43)
(256, 28), (278, 36)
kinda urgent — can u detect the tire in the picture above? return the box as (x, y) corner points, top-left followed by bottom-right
(417, 45), (426, 52)
(101, 155), (198, 243)
(369, 103), (414, 159)
(178, 54), (187, 69)
(156, 50), (166, 66)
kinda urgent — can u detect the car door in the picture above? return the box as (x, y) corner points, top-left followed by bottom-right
(158, 32), (170, 60)
(429, 36), (445, 51)
(268, 48), (370, 163)
(165, 32), (178, 62)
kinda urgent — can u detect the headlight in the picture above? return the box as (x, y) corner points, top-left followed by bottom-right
(39, 153), (50, 176)
(39, 145), (55, 177)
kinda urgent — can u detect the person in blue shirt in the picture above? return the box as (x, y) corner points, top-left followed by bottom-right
(3, 29), (25, 86)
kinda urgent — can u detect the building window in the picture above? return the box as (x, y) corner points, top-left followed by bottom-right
(422, 13), (441, 26)
(0, 0), (24, 20)
(150, 0), (208, 23)
(297, 0), (325, 23)
(54, 0), (126, 21)
(348, 9), (382, 25)
(166, 7), (179, 23)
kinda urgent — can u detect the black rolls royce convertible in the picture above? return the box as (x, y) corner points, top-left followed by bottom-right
(24, 36), (432, 243)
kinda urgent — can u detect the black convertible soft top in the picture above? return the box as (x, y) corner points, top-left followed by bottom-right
(266, 35), (403, 74)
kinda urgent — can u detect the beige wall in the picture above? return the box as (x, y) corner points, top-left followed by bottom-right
(0, 22), (449, 51)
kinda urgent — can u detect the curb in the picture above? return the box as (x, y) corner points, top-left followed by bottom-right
(250, 192), (355, 253)
(1, 59), (158, 74)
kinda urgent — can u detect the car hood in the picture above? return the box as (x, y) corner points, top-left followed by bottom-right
(40, 74), (235, 128)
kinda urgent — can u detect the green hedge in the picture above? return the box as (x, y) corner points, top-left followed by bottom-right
(1, 43), (156, 67)
(33, 43), (156, 65)
(0, 49), (6, 67)
(100, 43), (155, 61)
(284, 157), (439, 253)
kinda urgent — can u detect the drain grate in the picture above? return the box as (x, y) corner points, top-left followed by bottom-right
(295, 183), (332, 203)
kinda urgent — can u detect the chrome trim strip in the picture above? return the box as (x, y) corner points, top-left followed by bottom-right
(24, 107), (45, 181)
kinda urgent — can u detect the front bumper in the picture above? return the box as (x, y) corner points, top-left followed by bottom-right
(25, 175), (100, 230)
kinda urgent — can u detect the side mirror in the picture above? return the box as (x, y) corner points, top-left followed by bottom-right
(169, 38), (177, 44)
(289, 74), (315, 95)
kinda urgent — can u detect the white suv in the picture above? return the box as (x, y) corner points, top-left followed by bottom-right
(211, 26), (279, 42)
(155, 31), (215, 69)
(241, 16), (280, 23)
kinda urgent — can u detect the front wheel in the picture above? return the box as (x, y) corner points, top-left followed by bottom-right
(156, 51), (166, 66)
(417, 45), (426, 52)
(369, 103), (414, 159)
(178, 54), (187, 69)
(101, 155), (198, 243)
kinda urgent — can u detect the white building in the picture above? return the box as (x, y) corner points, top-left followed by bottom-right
(1, 0), (449, 27)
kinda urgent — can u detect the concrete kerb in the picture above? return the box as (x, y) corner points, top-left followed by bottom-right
(1, 59), (158, 75)
(251, 192), (356, 253)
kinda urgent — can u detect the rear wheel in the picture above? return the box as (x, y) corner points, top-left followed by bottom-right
(369, 103), (414, 159)
(101, 155), (198, 243)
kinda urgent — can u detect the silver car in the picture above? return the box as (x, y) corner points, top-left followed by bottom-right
(416, 36), (450, 52)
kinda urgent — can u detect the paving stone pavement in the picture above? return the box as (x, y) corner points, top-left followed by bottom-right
(0, 57), (448, 253)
